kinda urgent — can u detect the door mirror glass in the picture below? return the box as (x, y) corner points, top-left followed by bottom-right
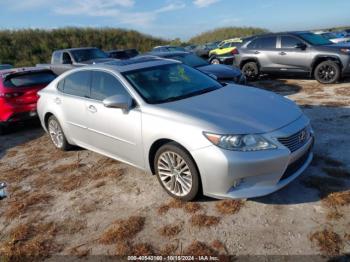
(103, 95), (133, 110)
(295, 43), (307, 50)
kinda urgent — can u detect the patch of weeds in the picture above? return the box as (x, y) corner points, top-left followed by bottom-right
(4, 192), (52, 219)
(69, 247), (90, 258)
(158, 199), (201, 215)
(159, 224), (182, 238)
(326, 209), (344, 221)
(91, 168), (125, 180)
(132, 243), (154, 256)
(51, 163), (84, 174)
(1, 168), (33, 183)
(190, 214), (220, 227)
(60, 218), (87, 234)
(310, 229), (343, 255)
(6, 150), (18, 158)
(322, 167), (350, 179)
(215, 200), (244, 215)
(160, 244), (178, 256)
(58, 174), (83, 192)
(115, 241), (131, 256)
(0, 222), (60, 260)
(183, 202), (201, 214)
(99, 216), (145, 245)
(183, 241), (218, 256)
(323, 191), (350, 208)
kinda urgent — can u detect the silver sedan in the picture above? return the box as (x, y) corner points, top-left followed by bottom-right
(37, 57), (314, 201)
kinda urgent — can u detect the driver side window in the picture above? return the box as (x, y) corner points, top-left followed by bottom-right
(281, 36), (302, 49)
(90, 71), (129, 101)
(62, 52), (72, 64)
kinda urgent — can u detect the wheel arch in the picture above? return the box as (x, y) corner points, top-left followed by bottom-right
(311, 55), (343, 76)
(239, 58), (260, 70)
(44, 112), (54, 130)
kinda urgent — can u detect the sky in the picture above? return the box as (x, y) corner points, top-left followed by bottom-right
(0, 0), (349, 40)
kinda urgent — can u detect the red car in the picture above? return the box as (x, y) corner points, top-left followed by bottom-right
(0, 67), (56, 134)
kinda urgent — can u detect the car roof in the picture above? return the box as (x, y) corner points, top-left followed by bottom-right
(87, 56), (180, 73)
(0, 67), (54, 77)
(250, 31), (312, 38)
(53, 47), (100, 52)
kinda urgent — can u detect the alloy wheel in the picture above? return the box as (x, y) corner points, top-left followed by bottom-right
(243, 65), (256, 77)
(157, 151), (192, 197)
(48, 119), (64, 148)
(317, 64), (336, 82)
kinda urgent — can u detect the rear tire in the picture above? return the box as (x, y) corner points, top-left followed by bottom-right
(47, 115), (71, 151)
(210, 57), (220, 64)
(314, 60), (340, 84)
(242, 61), (259, 81)
(154, 142), (200, 201)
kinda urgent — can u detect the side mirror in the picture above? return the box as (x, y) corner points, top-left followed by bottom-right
(103, 95), (133, 111)
(295, 43), (307, 50)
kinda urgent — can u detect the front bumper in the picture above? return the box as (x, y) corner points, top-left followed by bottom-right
(191, 115), (314, 199)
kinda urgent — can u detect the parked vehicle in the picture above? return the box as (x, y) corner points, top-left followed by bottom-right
(37, 47), (115, 75)
(152, 45), (186, 52)
(315, 32), (350, 44)
(194, 42), (219, 59)
(107, 49), (139, 60)
(208, 38), (243, 65)
(185, 45), (197, 52)
(37, 57), (313, 201)
(146, 51), (246, 85)
(235, 31), (350, 84)
(0, 67), (56, 134)
(0, 64), (13, 70)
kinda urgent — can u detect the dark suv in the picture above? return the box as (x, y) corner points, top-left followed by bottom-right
(235, 31), (350, 84)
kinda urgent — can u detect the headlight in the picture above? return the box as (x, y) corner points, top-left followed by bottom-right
(340, 48), (350, 54)
(203, 132), (277, 151)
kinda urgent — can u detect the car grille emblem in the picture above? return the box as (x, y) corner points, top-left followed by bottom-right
(299, 130), (307, 143)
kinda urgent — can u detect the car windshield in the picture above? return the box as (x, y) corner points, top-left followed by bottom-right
(123, 63), (222, 104)
(321, 33), (338, 39)
(71, 48), (108, 62)
(169, 54), (209, 68)
(297, 32), (333, 46)
(4, 71), (56, 88)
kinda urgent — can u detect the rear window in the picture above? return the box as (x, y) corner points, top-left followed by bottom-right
(4, 71), (56, 88)
(247, 36), (277, 49)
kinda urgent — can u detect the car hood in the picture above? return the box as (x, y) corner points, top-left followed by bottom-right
(151, 85), (302, 134)
(197, 64), (241, 79)
(78, 58), (116, 65)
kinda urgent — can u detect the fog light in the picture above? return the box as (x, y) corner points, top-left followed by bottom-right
(0, 182), (7, 200)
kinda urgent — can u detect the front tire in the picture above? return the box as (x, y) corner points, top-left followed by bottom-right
(314, 61), (340, 84)
(242, 61), (259, 81)
(210, 57), (220, 64)
(154, 143), (200, 201)
(47, 115), (71, 151)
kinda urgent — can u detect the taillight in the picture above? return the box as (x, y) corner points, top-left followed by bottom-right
(0, 92), (24, 98)
(231, 48), (239, 55)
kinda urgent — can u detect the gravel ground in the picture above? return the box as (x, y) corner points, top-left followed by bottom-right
(0, 78), (349, 260)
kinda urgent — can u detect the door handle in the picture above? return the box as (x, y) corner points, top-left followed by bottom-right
(54, 97), (61, 104)
(279, 52), (287, 56)
(254, 51), (260, 54)
(88, 105), (97, 113)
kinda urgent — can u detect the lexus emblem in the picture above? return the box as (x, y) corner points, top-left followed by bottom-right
(299, 130), (307, 142)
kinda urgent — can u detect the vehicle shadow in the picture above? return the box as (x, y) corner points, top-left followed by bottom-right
(0, 121), (44, 160)
(252, 104), (350, 205)
(247, 78), (303, 96)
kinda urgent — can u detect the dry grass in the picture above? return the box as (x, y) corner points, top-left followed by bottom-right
(4, 192), (52, 219)
(322, 167), (350, 179)
(90, 168), (125, 180)
(0, 222), (60, 260)
(58, 174), (83, 192)
(160, 244), (178, 256)
(183, 241), (218, 256)
(6, 150), (18, 158)
(70, 247), (90, 258)
(345, 233), (350, 242)
(77, 202), (99, 215)
(158, 199), (201, 215)
(0, 168), (33, 183)
(335, 87), (350, 96)
(132, 243), (154, 256)
(60, 218), (87, 234)
(115, 241), (131, 256)
(310, 229), (343, 255)
(190, 214), (220, 227)
(215, 200), (244, 215)
(159, 224), (182, 238)
(322, 191), (350, 208)
(99, 216), (145, 245)
(326, 209), (344, 221)
(51, 163), (84, 174)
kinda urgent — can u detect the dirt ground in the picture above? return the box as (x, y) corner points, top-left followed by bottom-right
(0, 77), (350, 260)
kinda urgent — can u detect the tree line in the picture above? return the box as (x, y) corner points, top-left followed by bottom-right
(0, 28), (168, 67)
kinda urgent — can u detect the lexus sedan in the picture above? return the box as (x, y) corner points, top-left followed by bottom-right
(37, 57), (314, 201)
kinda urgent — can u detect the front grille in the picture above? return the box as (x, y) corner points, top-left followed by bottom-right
(280, 148), (311, 181)
(277, 127), (310, 152)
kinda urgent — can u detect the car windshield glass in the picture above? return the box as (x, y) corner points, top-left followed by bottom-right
(4, 71), (56, 88)
(297, 32), (333, 45)
(71, 48), (108, 62)
(321, 33), (337, 39)
(170, 54), (209, 67)
(123, 63), (222, 104)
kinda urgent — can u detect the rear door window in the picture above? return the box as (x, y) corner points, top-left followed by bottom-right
(90, 71), (129, 101)
(62, 71), (91, 97)
(52, 51), (62, 64)
(281, 36), (301, 48)
(4, 71), (56, 88)
(247, 36), (277, 49)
